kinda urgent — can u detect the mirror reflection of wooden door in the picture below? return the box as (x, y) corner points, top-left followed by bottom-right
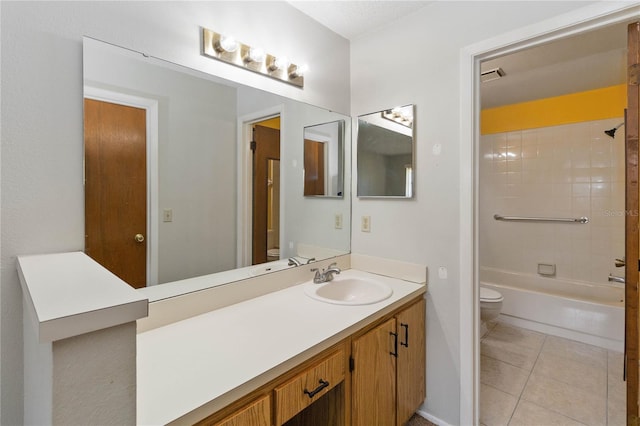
(304, 139), (325, 196)
(252, 125), (280, 265)
(627, 21), (640, 424)
(84, 99), (147, 288)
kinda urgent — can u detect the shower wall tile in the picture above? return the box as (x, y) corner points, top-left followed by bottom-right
(480, 117), (625, 284)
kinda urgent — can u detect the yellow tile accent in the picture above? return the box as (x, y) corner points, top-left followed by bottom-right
(481, 84), (626, 135)
(256, 117), (280, 130)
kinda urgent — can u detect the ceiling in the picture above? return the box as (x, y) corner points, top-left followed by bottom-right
(288, 2), (629, 108)
(287, 1), (433, 40)
(481, 22), (628, 108)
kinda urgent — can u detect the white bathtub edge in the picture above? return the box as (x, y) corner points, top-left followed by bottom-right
(498, 314), (623, 353)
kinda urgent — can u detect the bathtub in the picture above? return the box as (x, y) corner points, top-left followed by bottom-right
(481, 267), (625, 351)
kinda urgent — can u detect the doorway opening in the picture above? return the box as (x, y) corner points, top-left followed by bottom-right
(252, 117), (281, 265)
(461, 4), (640, 425)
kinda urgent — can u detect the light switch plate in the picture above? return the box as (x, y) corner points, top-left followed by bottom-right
(335, 213), (343, 229)
(163, 209), (173, 222)
(438, 266), (448, 279)
(361, 216), (371, 232)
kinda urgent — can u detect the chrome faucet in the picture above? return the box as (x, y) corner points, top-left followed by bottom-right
(288, 257), (316, 267)
(288, 257), (302, 266)
(311, 262), (341, 283)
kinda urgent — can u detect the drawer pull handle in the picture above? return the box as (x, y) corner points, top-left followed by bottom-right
(401, 323), (409, 347)
(390, 331), (398, 357)
(304, 379), (329, 398)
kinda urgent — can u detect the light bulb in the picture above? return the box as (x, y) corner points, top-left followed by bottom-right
(218, 35), (239, 53)
(289, 64), (309, 79)
(247, 47), (265, 63)
(274, 56), (289, 70)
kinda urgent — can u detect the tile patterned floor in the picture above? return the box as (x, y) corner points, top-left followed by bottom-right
(480, 321), (626, 426)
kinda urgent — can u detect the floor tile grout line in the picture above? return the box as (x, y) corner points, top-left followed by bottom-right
(505, 334), (546, 425)
(479, 352), (532, 375)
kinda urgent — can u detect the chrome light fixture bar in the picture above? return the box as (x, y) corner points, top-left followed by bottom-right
(381, 106), (413, 128)
(202, 28), (305, 88)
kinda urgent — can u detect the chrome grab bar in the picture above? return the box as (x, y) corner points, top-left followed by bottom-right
(608, 274), (625, 284)
(493, 214), (589, 224)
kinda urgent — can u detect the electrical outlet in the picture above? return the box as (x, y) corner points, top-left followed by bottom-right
(361, 216), (371, 232)
(163, 208), (173, 222)
(335, 213), (343, 229)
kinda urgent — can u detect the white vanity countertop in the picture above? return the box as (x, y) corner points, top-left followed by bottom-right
(137, 269), (425, 425)
(17, 252), (148, 342)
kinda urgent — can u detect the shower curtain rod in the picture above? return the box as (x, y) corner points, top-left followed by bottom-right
(493, 214), (589, 224)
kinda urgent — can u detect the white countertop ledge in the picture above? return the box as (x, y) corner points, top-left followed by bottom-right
(137, 269), (425, 425)
(17, 252), (148, 342)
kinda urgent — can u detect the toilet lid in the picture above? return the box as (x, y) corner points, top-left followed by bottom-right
(267, 248), (280, 257)
(480, 287), (503, 302)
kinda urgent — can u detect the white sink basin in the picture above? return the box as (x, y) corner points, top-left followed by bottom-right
(304, 277), (393, 305)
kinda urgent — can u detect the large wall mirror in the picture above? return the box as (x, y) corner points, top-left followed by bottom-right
(357, 105), (414, 198)
(303, 120), (345, 197)
(83, 37), (351, 300)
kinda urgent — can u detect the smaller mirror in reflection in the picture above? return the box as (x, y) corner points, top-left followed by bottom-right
(357, 105), (414, 198)
(303, 120), (345, 197)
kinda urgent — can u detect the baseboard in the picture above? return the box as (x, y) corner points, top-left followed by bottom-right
(416, 409), (454, 426)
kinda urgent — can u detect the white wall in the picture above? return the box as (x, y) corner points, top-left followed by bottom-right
(479, 118), (626, 285)
(0, 2), (349, 423)
(349, 2), (597, 424)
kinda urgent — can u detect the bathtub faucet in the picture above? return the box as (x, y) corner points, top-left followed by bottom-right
(608, 274), (625, 284)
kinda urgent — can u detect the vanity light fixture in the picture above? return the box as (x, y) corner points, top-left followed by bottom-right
(382, 106), (413, 128)
(202, 27), (306, 88)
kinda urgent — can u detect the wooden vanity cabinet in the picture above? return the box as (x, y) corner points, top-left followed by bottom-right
(351, 298), (426, 426)
(196, 296), (425, 426)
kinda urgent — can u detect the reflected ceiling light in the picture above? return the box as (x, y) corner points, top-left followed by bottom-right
(202, 27), (305, 88)
(382, 105), (414, 128)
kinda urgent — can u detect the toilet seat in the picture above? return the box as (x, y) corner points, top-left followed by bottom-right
(480, 287), (503, 302)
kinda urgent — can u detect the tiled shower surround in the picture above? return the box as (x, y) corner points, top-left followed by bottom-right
(479, 117), (625, 284)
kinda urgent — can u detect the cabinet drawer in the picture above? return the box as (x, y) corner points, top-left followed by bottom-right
(212, 394), (271, 426)
(274, 349), (345, 425)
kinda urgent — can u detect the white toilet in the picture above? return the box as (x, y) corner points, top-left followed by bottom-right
(480, 287), (504, 336)
(267, 248), (280, 262)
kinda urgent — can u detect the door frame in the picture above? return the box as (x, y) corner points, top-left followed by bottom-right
(459, 3), (640, 424)
(83, 86), (159, 286)
(304, 129), (331, 194)
(237, 106), (283, 268)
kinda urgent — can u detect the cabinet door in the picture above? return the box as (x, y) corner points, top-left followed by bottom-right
(213, 394), (271, 426)
(352, 317), (397, 426)
(396, 298), (426, 426)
